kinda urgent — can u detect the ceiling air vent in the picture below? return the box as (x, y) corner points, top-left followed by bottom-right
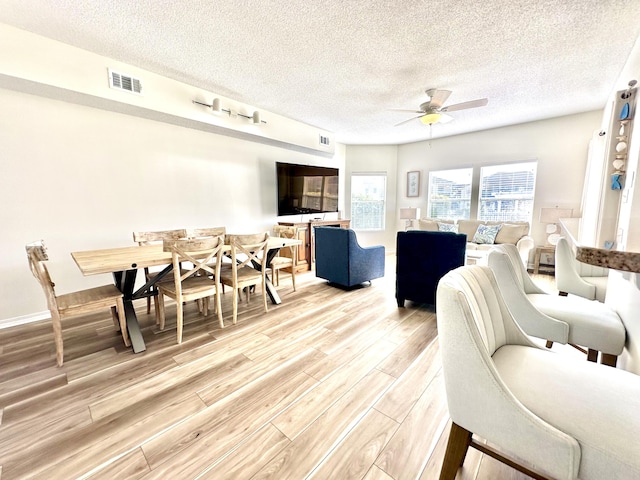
(319, 135), (330, 146)
(108, 69), (143, 95)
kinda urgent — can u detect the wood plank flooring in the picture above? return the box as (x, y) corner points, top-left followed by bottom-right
(0, 258), (549, 479)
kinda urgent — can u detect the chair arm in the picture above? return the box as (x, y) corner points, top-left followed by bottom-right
(488, 251), (569, 344)
(350, 243), (385, 283)
(515, 235), (534, 266)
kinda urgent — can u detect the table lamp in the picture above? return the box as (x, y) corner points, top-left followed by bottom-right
(400, 207), (420, 230)
(539, 207), (573, 246)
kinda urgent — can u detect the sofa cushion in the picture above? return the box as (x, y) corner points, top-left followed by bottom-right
(416, 219), (439, 231)
(493, 345), (640, 480)
(472, 224), (502, 244)
(457, 220), (483, 238)
(494, 223), (529, 244)
(438, 222), (459, 233)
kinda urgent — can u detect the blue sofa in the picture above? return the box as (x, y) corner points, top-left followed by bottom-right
(314, 227), (385, 287)
(396, 230), (466, 307)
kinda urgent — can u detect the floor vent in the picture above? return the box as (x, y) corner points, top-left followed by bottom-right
(108, 69), (143, 95)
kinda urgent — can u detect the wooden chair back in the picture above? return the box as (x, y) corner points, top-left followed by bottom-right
(26, 241), (58, 311)
(226, 232), (270, 272)
(132, 229), (187, 245)
(162, 235), (225, 295)
(188, 226), (226, 238)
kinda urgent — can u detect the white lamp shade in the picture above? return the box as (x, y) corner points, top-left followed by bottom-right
(539, 207), (573, 224)
(400, 207), (420, 220)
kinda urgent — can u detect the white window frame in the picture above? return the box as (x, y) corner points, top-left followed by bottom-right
(427, 168), (473, 220)
(350, 173), (386, 231)
(478, 161), (537, 223)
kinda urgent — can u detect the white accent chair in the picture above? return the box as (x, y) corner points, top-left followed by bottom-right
(487, 244), (625, 366)
(436, 265), (640, 480)
(555, 236), (609, 302)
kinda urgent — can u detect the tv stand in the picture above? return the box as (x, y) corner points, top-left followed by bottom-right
(278, 219), (350, 271)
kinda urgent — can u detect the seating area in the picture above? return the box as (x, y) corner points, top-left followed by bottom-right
(26, 228), (301, 358)
(409, 217), (534, 266)
(436, 265), (640, 480)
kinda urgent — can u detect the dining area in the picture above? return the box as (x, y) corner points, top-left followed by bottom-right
(27, 226), (302, 365)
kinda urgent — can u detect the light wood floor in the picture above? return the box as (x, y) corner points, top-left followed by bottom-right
(0, 259), (553, 479)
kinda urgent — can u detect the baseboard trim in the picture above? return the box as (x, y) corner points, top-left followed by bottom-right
(0, 311), (50, 330)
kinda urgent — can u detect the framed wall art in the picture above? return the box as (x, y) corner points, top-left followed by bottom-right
(407, 171), (421, 197)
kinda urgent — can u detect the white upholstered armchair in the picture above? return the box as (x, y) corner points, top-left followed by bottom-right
(487, 244), (625, 366)
(436, 265), (640, 480)
(555, 236), (609, 302)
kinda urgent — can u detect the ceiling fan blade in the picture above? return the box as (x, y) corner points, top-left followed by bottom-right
(427, 89), (452, 108)
(440, 98), (488, 112)
(439, 113), (454, 123)
(394, 114), (424, 127)
(388, 108), (424, 113)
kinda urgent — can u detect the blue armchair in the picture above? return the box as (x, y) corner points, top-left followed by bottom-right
(314, 227), (385, 287)
(396, 230), (466, 307)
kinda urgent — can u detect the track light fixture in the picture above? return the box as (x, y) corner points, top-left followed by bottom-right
(192, 98), (266, 124)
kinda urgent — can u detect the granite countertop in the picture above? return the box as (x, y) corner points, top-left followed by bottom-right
(560, 218), (640, 273)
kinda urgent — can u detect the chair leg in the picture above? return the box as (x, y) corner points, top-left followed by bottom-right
(146, 295), (152, 314)
(587, 349), (598, 362)
(215, 288), (224, 329)
(291, 268), (296, 291)
(113, 300), (130, 347)
(50, 310), (64, 367)
(157, 292), (166, 331)
(601, 354), (618, 367)
(261, 282), (268, 314)
(176, 297), (184, 344)
(232, 286), (239, 324)
(439, 422), (472, 480)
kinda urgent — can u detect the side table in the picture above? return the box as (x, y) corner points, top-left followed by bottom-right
(533, 245), (556, 274)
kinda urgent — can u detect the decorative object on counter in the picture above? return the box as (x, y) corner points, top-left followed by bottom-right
(399, 207), (420, 229)
(539, 207), (573, 246)
(610, 80), (636, 189)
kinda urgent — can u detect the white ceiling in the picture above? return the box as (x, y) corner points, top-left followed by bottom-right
(2, 1), (640, 145)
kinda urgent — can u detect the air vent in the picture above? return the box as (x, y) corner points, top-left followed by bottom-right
(319, 135), (330, 146)
(108, 69), (143, 95)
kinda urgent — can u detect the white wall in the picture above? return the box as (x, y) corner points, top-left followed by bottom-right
(0, 87), (345, 322)
(395, 112), (602, 249)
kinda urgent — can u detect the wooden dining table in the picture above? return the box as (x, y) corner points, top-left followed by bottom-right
(71, 237), (301, 353)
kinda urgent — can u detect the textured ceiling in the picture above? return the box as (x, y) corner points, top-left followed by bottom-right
(2, 0), (640, 145)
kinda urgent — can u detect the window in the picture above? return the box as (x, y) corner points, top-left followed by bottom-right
(427, 168), (473, 219)
(478, 161), (537, 223)
(351, 173), (386, 230)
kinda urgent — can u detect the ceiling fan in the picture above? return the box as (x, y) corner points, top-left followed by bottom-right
(392, 89), (488, 126)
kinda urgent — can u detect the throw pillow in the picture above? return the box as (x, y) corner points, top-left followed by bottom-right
(438, 222), (459, 233)
(495, 223), (529, 244)
(472, 224), (502, 244)
(417, 219), (439, 231)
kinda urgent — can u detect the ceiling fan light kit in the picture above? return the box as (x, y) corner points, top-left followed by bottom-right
(420, 113), (442, 125)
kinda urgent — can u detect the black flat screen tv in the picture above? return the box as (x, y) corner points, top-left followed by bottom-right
(276, 162), (339, 216)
